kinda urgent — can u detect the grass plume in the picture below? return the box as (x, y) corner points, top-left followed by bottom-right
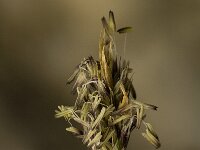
(55, 11), (161, 150)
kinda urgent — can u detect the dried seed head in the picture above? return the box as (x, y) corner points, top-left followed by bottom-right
(55, 11), (160, 150)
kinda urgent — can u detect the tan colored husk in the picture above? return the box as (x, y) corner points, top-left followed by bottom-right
(55, 11), (161, 150)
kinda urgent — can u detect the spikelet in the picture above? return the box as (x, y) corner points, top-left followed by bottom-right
(55, 11), (161, 150)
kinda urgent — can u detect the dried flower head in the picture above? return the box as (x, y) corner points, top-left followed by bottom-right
(55, 11), (161, 150)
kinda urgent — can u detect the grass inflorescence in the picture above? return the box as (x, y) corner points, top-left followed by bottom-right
(55, 11), (161, 150)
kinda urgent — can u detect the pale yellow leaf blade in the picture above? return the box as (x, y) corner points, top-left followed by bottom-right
(83, 129), (97, 144)
(92, 107), (106, 128)
(87, 131), (102, 147)
(73, 117), (89, 128)
(66, 127), (82, 135)
(112, 115), (131, 125)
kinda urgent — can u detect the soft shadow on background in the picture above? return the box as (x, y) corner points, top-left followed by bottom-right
(1, 0), (200, 150)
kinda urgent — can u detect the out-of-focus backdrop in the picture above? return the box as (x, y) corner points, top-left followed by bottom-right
(0, 0), (200, 150)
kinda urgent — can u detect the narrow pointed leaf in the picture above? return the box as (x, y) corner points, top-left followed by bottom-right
(67, 68), (79, 84)
(83, 129), (97, 144)
(144, 122), (159, 139)
(66, 127), (82, 135)
(112, 115), (131, 125)
(92, 107), (106, 128)
(142, 129), (161, 149)
(73, 117), (89, 128)
(109, 10), (116, 32)
(100, 129), (115, 146)
(102, 17), (111, 35)
(133, 101), (158, 110)
(117, 27), (132, 34)
(87, 131), (102, 147)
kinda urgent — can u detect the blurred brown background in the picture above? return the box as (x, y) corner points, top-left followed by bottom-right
(0, 0), (200, 150)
